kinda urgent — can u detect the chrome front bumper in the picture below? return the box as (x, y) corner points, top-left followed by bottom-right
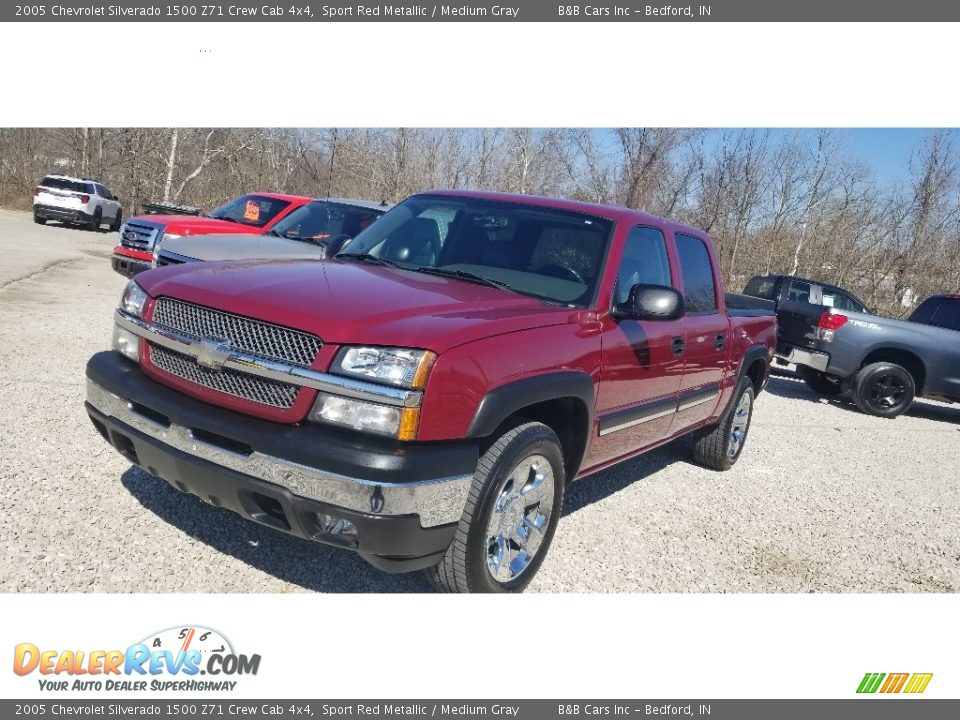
(86, 378), (472, 527)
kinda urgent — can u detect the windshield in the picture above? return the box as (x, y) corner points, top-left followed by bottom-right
(269, 201), (383, 242)
(207, 194), (292, 228)
(339, 195), (614, 306)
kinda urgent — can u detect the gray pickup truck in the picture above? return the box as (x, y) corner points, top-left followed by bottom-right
(154, 198), (390, 268)
(745, 277), (960, 418)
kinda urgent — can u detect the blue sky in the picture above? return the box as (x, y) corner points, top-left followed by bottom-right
(593, 128), (950, 189)
(705, 128), (946, 189)
(843, 128), (936, 186)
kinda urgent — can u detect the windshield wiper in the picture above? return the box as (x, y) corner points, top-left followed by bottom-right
(338, 257), (515, 293)
(265, 228), (287, 238)
(407, 266), (515, 292)
(338, 253), (408, 269)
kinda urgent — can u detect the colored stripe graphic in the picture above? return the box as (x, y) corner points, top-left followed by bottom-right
(857, 672), (932, 694)
(880, 673), (909, 693)
(904, 673), (933, 694)
(857, 673), (885, 693)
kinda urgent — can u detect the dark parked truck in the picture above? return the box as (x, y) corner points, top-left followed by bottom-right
(85, 191), (776, 593)
(746, 277), (960, 417)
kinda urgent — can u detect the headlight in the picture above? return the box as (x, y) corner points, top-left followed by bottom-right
(160, 232), (181, 243)
(119, 280), (148, 318)
(309, 393), (421, 440)
(331, 346), (436, 389)
(114, 281), (148, 362)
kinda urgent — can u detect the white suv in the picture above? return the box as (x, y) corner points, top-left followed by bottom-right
(33, 174), (122, 231)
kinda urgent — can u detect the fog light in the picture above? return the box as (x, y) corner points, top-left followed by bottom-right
(112, 325), (139, 362)
(310, 393), (401, 436)
(314, 513), (357, 543)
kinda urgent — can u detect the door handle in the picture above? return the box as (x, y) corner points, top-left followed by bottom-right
(715, 334), (726, 350)
(671, 336), (685, 356)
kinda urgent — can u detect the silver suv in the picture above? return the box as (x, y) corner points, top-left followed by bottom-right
(33, 174), (122, 231)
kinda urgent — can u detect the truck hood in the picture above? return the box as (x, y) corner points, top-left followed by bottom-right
(161, 233), (325, 261)
(137, 259), (577, 353)
(131, 215), (263, 236)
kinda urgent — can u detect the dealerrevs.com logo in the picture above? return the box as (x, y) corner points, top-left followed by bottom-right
(13, 626), (261, 692)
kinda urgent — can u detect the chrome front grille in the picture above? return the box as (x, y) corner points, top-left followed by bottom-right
(150, 345), (300, 409)
(152, 298), (322, 367)
(119, 221), (161, 251)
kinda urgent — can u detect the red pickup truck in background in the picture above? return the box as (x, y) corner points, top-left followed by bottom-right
(111, 192), (314, 277)
(86, 190), (777, 592)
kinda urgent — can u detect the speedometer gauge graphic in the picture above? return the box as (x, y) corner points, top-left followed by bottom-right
(138, 626), (234, 657)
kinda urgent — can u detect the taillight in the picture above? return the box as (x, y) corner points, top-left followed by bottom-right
(816, 311), (847, 342)
(80, 194), (90, 204)
(818, 312), (848, 331)
(34, 187), (40, 196)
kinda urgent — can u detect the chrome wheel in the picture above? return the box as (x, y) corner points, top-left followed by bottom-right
(484, 454), (555, 583)
(727, 392), (751, 459)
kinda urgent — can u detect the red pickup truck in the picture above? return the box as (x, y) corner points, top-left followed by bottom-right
(86, 190), (776, 592)
(111, 192), (314, 277)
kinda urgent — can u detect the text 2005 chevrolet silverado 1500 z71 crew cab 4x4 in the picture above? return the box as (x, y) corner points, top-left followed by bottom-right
(85, 191), (777, 593)
(111, 192), (314, 278)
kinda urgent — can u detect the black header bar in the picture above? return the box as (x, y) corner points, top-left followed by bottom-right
(4, 0), (960, 22)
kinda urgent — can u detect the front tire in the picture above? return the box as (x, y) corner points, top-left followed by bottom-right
(798, 365), (842, 397)
(852, 362), (915, 418)
(692, 378), (755, 471)
(427, 422), (565, 593)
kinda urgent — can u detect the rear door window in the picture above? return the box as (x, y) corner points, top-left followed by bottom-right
(785, 280), (813, 304)
(675, 233), (718, 314)
(822, 288), (864, 313)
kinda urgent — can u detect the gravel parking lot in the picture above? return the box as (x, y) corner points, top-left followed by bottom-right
(1, 208), (958, 593)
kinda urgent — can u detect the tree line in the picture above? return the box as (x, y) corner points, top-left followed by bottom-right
(0, 127), (956, 316)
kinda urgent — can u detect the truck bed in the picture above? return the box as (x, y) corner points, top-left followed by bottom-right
(725, 292), (776, 317)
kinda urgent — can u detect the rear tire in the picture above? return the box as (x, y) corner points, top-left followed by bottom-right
(798, 366), (842, 397)
(427, 422), (565, 593)
(852, 362), (915, 418)
(33, 213), (46, 225)
(109, 210), (122, 232)
(89, 209), (102, 231)
(692, 378), (755, 471)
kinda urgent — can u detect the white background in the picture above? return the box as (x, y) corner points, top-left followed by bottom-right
(1, 20), (958, 700)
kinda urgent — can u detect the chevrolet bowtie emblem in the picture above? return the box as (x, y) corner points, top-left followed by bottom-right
(196, 339), (232, 371)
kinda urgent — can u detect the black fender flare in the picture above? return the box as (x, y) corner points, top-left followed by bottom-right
(466, 371), (595, 440)
(737, 344), (769, 391)
(715, 344), (769, 423)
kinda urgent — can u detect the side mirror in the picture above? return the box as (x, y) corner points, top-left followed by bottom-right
(613, 283), (684, 321)
(324, 233), (353, 258)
